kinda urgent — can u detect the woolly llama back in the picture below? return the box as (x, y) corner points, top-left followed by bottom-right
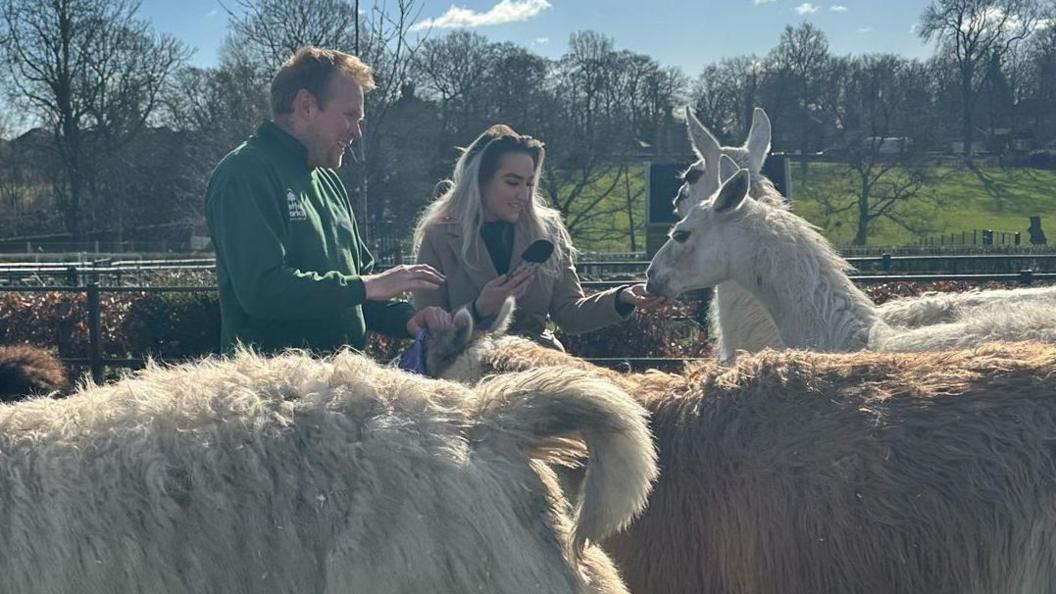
(0, 348), (656, 594)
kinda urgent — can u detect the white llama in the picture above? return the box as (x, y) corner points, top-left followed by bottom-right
(678, 107), (787, 359)
(679, 108), (1056, 356)
(647, 169), (1056, 352)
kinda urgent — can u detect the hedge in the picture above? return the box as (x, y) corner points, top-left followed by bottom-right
(0, 279), (1024, 372)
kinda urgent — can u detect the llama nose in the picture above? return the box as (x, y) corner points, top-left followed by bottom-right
(645, 278), (663, 297)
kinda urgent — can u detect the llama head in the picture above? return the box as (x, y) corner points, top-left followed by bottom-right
(422, 297), (516, 381)
(674, 107), (772, 218)
(647, 167), (752, 297)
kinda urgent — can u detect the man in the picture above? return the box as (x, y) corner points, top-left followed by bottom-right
(206, 47), (449, 353)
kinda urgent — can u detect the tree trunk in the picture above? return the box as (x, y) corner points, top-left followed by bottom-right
(960, 63), (975, 154)
(854, 176), (870, 246)
(63, 152), (84, 244)
(623, 167), (637, 252)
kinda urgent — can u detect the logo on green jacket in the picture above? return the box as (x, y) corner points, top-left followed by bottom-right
(286, 189), (307, 221)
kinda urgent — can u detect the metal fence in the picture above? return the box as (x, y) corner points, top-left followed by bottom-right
(3, 281), (710, 383)
(8, 252), (1056, 287)
(5, 264), (1056, 383)
(916, 229), (1027, 248)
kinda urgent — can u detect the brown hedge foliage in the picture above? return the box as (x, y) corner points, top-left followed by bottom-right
(0, 281), (1033, 370)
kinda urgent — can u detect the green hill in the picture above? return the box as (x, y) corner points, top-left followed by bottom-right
(791, 162), (1056, 247)
(562, 162), (1056, 252)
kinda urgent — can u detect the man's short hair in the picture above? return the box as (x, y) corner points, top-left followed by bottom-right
(270, 47), (375, 117)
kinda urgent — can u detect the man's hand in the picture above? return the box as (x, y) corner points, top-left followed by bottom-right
(407, 306), (452, 336)
(618, 282), (669, 311)
(474, 263), (536, 318)
(363, 264), (445, 301)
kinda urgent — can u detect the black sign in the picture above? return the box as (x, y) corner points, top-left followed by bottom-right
(762, 155), (792, 199)
(646, 162), (688, 225)
(646, 156), (792, 226)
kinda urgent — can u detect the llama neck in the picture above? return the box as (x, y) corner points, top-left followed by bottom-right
(712, 282), (783, 357)
(727, 211), (882, 351)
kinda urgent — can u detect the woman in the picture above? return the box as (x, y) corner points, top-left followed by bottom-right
(413, 124), (656, 350)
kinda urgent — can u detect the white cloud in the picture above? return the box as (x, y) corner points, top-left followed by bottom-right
(830, 5), (848, 12)
(858, 26), (873, 33)
(794, 3), (819, 15)
(410, 0), (551, 32)
(960, 7), (1049, 35)
(534, 37), (550, 44)
(206, 8), (218, 17)
(754, 0), (779, 4)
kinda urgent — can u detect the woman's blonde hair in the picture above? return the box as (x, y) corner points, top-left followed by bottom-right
(413, 124), (574, 273)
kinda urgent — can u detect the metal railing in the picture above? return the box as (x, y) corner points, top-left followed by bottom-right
(5, 265), (1056, 383)
(8, 253), (1056, 286)
(1, 284), (214, 383)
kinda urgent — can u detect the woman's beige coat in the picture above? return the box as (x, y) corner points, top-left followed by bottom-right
(414, 219), (630, 347)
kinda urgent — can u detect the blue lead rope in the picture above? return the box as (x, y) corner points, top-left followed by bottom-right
(393, 328), (429, 375)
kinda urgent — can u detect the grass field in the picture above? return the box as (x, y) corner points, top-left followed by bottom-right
(791, 162), (1056, 247)
(564, 162), (1056, 252)
(558, 163), (648, 253)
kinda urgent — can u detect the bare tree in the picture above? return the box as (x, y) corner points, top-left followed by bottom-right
(482, 42), (550, 130)
(0, 0), (187, 240)
(766, 23), (836, 167)
(691, 56), (764, 145)
(222, 0), (357, 71)
(827, 55), (937, 245)
(542, 32), (684, 241)
(1021, 15), (1056, 134)
(413, 31), (496, 135)
(919, 0), (1043, 152)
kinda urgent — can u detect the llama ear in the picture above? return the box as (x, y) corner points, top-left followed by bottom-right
(684, 106), (721, 164)
(452, 307), (475, 344)
(745, 108), (771, 173)
(423, 306), (475, 377)
(489, 296), (516, 336)
(718, 154), (740, 184)
(714, 169), (750, 213)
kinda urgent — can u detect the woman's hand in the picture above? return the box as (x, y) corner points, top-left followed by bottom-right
(474, 263), (537, 317)
(618, 282), (669, 311)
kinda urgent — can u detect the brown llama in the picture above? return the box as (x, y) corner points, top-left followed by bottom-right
(426, 301), (1056, 594)
(0, 345), (68, 401)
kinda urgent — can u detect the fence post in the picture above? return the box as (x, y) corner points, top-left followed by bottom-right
(1019, 270), (1035, 285)
(689, 288), (711, 341)
(881, 252), (892, 272)
(87, 283), (103, 384)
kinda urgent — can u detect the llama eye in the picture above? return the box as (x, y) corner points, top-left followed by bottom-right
(672, 230), (690, 243)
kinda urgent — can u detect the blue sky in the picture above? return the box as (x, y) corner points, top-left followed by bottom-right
(141, 0), (938, 75)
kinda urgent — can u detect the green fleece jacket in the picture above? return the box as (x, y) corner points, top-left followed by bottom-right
(205, 121), (414, 353)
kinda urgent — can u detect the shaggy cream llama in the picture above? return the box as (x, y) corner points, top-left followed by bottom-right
(678, 108), (1056, 358)
(648, 169), (1056, 352)
(0, 347), (657, 593)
